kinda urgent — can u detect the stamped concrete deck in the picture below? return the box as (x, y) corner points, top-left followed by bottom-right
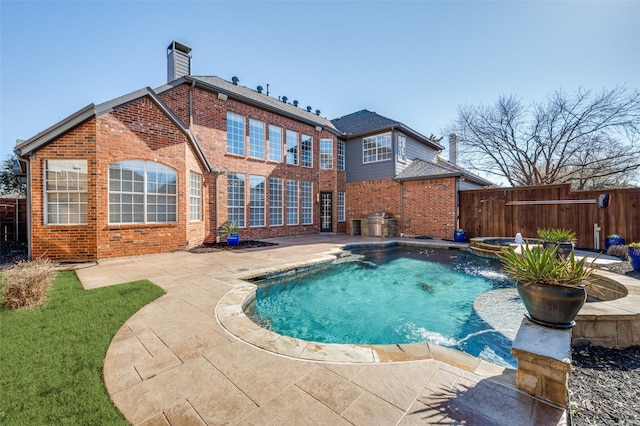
(77, 235), (568, 425)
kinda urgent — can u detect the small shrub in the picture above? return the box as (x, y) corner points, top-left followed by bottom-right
(2, 257), (58, 309)
(607, 244), (629, 261)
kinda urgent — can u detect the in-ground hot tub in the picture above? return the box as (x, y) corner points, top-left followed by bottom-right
(468, 237), (542, 258)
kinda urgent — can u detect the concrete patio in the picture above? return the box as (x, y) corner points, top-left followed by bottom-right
(77, 235), (568, 425)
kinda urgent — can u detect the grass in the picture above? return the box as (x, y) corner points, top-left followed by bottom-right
(0, 271), (165, 425)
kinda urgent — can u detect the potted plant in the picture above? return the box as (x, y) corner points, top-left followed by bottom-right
(605, 234), (625, 250)
(629, 243), (640, 271)
(537, 227), (576, 258)
(453, 229), (467, 242)
(219, 222), (240, 246)
(498, 243), (596, 328)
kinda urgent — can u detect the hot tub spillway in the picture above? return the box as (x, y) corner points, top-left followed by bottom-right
(469, 237), (541, 258)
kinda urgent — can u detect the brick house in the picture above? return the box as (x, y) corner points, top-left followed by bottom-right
(14, 41), (490, 261)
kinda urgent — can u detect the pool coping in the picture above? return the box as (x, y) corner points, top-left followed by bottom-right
(216, 239), (640, 376)
(216, 240), (508, 377)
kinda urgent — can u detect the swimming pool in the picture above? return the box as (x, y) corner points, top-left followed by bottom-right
(245, 246), (520, 367)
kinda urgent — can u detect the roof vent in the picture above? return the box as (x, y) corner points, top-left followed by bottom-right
(293, 100), (299, 107)
(306, 106), (312, 112)
(232, 76), (240, 85)
(315, 110), (321, 116)
(167, 40), (192, 83)
(282, 96), (288, 103)
(257, 85), (263, 94)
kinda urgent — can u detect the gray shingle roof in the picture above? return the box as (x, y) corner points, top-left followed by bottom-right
(330, 109), (443, 151)
(331, 109), (400, 135)
(395, 158), (493, 186)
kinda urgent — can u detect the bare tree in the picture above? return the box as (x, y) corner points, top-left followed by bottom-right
(449, 87), (640, 188)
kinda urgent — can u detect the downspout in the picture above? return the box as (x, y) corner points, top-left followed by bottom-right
(16, 156), (31, 259)
(455, 177), (460, 231)
(399, 181), (405, 237)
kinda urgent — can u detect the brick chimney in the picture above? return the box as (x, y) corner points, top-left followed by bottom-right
(448, 134), (458, 165)
(167, 40), (192, 83)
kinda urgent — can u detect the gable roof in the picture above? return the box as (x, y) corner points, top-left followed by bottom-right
(15, 88), (212, 172)
(331, 109), (444, 151)
(155, 76), (344, 137)
(395, 158), (494, 186)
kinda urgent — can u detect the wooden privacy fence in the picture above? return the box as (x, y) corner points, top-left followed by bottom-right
(0, 198), (27, 243)
(459, 184), (640, 249)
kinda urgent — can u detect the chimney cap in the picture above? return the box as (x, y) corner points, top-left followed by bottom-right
(167, 40), (192, 54)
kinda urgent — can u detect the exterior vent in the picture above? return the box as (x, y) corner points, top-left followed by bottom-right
(315, 110), (321, 116)
(306, 106), (312, 112)
(293, 100), (299, 107)
(282, 96), (288, 103)
(257, 85), (263, 94)
(232, 76), (240, 85)
(167, 40), (192, 83)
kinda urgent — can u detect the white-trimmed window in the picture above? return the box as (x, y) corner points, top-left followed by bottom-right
(320, 138), (333, 169)
(337, 140), (345, 171)
(301, 134), (312, 167)
(363, 133), (392, 163)
(109, 160), (177, 224)
(338, 192), (345, 222)
(286, 130), (298, 165)
(249, 119), (265, 159)
(268, 124), (283, 162)
(45, 159), (88, 225)
(301, 181), (313, 225)
(269, 177), (283, 226)
(227, 112), (245, 155)
(286, 179), (298, 225)
(227, 173), (245, 227)
(250, 175), (266, 227)
(190, 171), (202, 221)
(397, 133), (407, 163)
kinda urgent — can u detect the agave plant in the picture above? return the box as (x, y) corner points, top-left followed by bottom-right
(219, 222), (239, 237)
(499, 243), (595, 287)
(536, 228), (576, 243)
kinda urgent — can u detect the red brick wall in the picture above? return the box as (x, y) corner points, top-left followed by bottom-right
(29, 95), (212, 261)
(162, 84), (346, 238)
(30, 120), (99, 261)
(346, 177), (457, 239)
(402, 178), (457, 239)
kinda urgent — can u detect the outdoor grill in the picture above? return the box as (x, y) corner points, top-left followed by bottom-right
(368, 212), (389, 237)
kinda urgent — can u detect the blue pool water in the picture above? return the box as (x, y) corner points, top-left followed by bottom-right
(245, 246), (518, 367)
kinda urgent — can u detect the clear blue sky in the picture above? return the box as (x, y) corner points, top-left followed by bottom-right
(2, 0), (639, 166)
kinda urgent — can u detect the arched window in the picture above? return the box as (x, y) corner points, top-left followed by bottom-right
(108, 160), (177, 224)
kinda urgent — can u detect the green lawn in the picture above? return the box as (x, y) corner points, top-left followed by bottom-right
(0, 271), (165, 425)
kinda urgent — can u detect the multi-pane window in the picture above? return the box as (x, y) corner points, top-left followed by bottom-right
(109, 160), (177, 223)
(320, 138), (333, 169)
(268, 124), (283, 162)
(301, 181), (313, 225)
(227, 173), (245, 227)
(363, 133), (392, 163)
(301, 134), (312, 167)
(226, 112), (245, 155)
(249, 119), (265, 159)
(269, 177), (283, 226)
(190, 171), (202, 221)
(286, 130), (298, 165)
(45, 159), (88, 225)
(337, 140), (345, 171)
(249, 175), (265, 227)
(286, 179), (298, 225)
(397, 133), (407, 162)
(338, 192), (345, 222)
